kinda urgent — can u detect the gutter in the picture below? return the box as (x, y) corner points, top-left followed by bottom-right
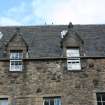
(0, 56), (105, 61)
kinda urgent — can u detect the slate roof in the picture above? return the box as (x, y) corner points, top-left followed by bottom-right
(0, 25), (105, 58)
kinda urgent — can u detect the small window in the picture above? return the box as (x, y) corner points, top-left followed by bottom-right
(0, 98), (8, 105)
(96, 93), (105, 105)
(43, 97), (61, 105)
(10, 50), (23, 71)
(66, 48), (81, 70)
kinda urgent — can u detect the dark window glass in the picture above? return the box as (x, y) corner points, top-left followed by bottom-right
(50, 99), (54, 105)
(97, 102), (102, 105)
(97, 94), (101, 101)
(44, 100), (49, 105)
(103, 102), (105, 105)
(11, 61), (15, 65)
(102, 94), (105, 101)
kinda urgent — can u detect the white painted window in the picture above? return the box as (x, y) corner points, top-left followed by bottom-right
(67, 48), (81, 70)
(10, 50), (23, 71)
(0, 98), (8, 105)
(43, 97), (61, 105)
(96, 93), (105, 105)
(10, 51), (23, 59)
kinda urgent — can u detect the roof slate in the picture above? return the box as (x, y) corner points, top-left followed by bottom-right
(0, 25), (105, 58)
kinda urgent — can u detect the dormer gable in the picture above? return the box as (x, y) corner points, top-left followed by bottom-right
(5, 28), (28, 52)
(61, 22), (84, 57)
(61, 22), (84, 48)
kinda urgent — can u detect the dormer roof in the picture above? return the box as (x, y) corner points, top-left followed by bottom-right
(0, 25), (104, 58)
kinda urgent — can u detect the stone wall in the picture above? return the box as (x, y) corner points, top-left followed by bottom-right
(0, 58), (105, 105)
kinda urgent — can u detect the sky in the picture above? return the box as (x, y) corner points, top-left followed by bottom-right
(0, 0), (105, 26)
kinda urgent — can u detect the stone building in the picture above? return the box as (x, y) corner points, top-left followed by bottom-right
(0, 24), (104, 105)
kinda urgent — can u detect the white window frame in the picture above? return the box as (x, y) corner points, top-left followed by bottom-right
(10, 50), (23, 71)
(43, 97), (61, 105)
(66, 48), (81, 70)
(10, 51), (23, 59)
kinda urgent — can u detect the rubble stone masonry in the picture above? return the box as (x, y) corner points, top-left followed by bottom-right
(0, 58), (105, 105)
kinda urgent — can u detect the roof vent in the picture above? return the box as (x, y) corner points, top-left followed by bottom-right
(61, 30), (68, 38)
(0, 32), (3, 39)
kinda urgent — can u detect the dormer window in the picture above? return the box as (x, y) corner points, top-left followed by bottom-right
(10, 50), (23, 71)
(66, 48), (81, 70)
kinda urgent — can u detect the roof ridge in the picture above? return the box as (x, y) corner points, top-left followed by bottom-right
(0, 24), (105, 28)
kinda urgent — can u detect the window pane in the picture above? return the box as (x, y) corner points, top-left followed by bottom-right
(0, 98), (8, 105)
(103, 102), (105, 105)
(97, 94), (101, 101)
(10, 50), (23, 59)
(11, 61), (15, 65)
(54, 98), (61, 105)
(97, 102), (102, 105)
(15, 65), (22, 70)
(44, 100), (49, 105)
(15, 61), (22, 65)
(67, 49), (79, 57)
(50, 99), (54, 105)
(19, 61), (22, 65)
(15, 61), (18, 65)
(102, 94), (105, 101)
(44, 97), (61, 105)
